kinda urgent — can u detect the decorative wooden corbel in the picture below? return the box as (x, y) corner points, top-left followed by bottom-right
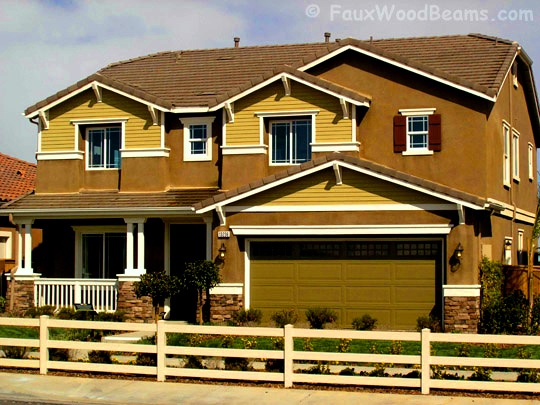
(281, 76), (291, 96)
(333, 162), (343, 185)
(224, 102), (234, 123)
(216, 205), (226, 226)
(340, 98), (349, 119)
(148, 105), (158, 126)
(38, 110), (49, 130)
(92, 82), (102, 103)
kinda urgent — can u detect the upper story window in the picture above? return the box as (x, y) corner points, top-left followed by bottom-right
(503, 122), (511, 187)
(528, 143), (534, 181)
(512, 128), (520, 182)
(270, 118), (312, 165)
(180, 117), (215, 162)
(86, 126), (121, 169)
(394, 108), (441, 155)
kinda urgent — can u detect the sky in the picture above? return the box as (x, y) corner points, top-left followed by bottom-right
(1, 0), (540, 163)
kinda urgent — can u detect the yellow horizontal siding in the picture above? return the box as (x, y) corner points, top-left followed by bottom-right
(43, 89), (161, 151)
(241, 168), (442, 206)
(226, 81), (351, 146)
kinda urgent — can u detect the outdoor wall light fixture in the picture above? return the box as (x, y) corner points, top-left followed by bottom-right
(450, 243), (464, 272)
(218, 243), (227, 259)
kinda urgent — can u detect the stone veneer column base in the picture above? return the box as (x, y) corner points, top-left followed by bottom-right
(116, 280), (153, 323)
(209, 294), (244, 323)
(5, 278), (36, 314)
(444, 296), (480, 333)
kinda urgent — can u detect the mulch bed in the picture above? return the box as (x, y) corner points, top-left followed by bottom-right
(1, 367), (538, 400)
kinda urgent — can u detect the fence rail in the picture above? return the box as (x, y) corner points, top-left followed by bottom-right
(34, 279), (118, 312)
(0, 316), (539, 395)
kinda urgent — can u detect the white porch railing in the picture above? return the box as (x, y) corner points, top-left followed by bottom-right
(34, 279), (118, 313)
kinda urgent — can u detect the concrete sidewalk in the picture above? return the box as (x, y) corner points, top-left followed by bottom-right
(0, 372), (538, 405)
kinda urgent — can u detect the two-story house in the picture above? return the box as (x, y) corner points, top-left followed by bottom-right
(2, 33), (538, 331)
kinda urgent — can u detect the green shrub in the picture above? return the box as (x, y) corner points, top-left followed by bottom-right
(516, 348), (539, 382)
(49, 348), (69, 361)
(2, 346), (30, 359)
(88, 350), (112, 364)
(352, 314), (377, 330)
(339, 367), (356, 375)
(55, 307), (77, 320)
(270, 309), (298, 328)
(0, 296), (6, 313)
(468, 367), (492, 381)
(416, 315), (441, 332)
(135, 336), (156, 366)
(531, 295), (540, 335)
(24, 305), (56, 318)
(265, 338), (284, 372)
(455, 344), (470, 357)
(232, 308), (262, 326)
(305, 307), (337, 329)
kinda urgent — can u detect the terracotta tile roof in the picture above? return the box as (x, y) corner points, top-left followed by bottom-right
(0, 153), (36, 202)
(25, 34), (520, 115)
(193, 153), (486, 211)
(1, 189), (220, 215)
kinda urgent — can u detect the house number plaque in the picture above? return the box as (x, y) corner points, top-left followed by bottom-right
(217, 231), (231, 239)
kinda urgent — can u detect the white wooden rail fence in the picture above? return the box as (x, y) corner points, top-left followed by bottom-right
(1, 316), (539, 395)
(34, 279), (118, 312)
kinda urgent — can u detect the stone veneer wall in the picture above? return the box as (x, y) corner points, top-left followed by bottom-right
(444, 296), (480, 333)
(4, 279), (35, 313)
(195, 293), (243, 323)
(116, 281), (153, 323)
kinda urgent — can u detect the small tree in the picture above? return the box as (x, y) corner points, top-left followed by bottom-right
(181, 260), (221, 325)
(134, 271), (182, 322)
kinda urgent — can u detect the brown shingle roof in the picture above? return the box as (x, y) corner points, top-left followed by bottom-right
(0, 153), (36, 202)
(193, 153), (486, 211)
(25, 34), (520, 115)
(1, 189), (220, 216)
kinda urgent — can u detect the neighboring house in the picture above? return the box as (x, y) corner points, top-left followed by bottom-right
(1, 33), (538, 331)
(0, 152), (38, 298)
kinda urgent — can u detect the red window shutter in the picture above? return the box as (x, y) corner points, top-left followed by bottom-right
(393, 115), (406, 152)
(428, 114), (441, 151)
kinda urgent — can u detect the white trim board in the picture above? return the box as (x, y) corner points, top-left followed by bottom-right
(231, 224), (453, 236)
(226, 204), (457, 213)
(443, 285), (481, 297)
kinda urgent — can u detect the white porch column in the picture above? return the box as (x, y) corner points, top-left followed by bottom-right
(15, 219), (35, 276)
(122, 218), (146, 278)
(125, 221), (134, 273)
(137, 220), (146, 272)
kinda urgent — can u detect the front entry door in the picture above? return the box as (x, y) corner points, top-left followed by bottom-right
(169, 224), (206, 321)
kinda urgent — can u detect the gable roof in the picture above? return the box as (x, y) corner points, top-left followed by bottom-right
(0, 153), (36, 202)
(193, 153), (487, 213)
(25, 34), (526, 117)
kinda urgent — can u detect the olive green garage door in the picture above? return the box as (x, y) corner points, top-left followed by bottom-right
(249, 241), (441, 330)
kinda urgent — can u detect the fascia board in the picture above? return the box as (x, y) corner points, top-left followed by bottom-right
(298, 45), (496, 102)
(197, 160), (484, 213)
(6, 207), (195, 219)
(210, 72), (370, 112)
(25, 81), (169, 119)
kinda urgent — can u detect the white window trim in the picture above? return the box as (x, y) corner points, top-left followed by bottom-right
(503, 121), (511, 187)
(517, 229), (524, 252)
(0, 231), (13, 260)
(399, 108), (436, 156)
(512, 128), (520, 182)
(73, 226), (126, 279)
(268, 118), (314, 166)
(85, 125), (124, 170)
(528, 142), (534, 181)
(180, 117), (215, 162)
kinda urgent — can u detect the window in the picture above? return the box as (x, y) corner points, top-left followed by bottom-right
(503, 122), (511, 186)
(394, 109), (440, 155)
(512, 129), (520, 181)
(86, 126), (121, 169)
(180, 117), (215, 161)
(0, 231), (13, 260)
(81, 232), (126, 279)
(270, 119), (312, 164)
(528, 143), (534, 181)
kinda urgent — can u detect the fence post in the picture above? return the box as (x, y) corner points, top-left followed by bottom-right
(421, 328), (431, 395)
(284, 324), (294, 388)
(39, 315), (49, 375)
(156, 320), (166, 382)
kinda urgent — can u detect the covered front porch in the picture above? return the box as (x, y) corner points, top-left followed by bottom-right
(1, 190), (219, 321)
